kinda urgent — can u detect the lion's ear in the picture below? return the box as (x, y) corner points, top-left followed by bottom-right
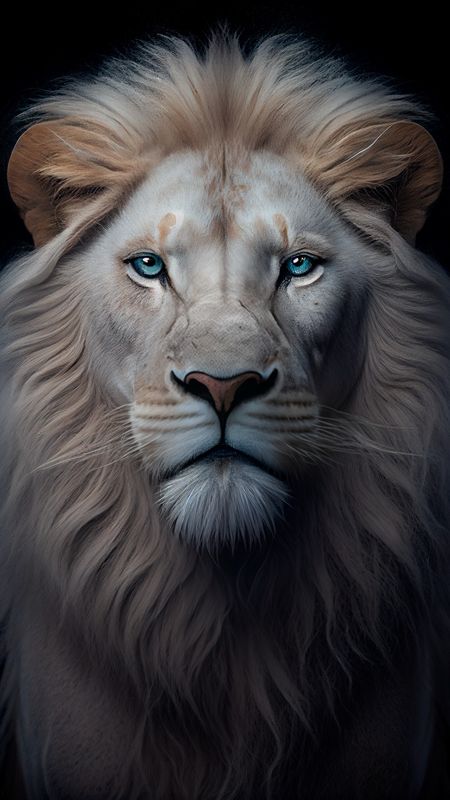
(7, 120), (143, 247)
(307, 120), (443, 243)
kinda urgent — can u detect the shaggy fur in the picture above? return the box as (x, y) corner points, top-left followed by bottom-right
(0, 31), (449, 799)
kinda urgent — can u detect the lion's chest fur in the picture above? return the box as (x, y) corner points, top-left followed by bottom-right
(15, 615), (130, 799)
(13, 602), (434, 800)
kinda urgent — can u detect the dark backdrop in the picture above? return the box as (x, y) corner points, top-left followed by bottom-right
(0, 3), (448, 265)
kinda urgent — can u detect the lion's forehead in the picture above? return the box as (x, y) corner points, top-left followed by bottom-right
(116, 149), (329, 252)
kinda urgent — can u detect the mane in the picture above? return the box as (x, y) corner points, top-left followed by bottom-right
(1, 32), (449, 800)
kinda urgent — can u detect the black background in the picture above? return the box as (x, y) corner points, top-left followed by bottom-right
(0, 2), (448, 269)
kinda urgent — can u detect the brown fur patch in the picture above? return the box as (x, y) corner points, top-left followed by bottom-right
(273, 213), (289, 250)
(157, 212), (177, 245)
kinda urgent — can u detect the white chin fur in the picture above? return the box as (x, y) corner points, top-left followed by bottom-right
(156, 459), (289, 552)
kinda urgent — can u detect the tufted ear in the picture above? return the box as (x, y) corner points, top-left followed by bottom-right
(305, 120), (443, 243)
(7, 120), (146, 247)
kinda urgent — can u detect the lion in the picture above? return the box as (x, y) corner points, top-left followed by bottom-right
(0, 31), (449, 800)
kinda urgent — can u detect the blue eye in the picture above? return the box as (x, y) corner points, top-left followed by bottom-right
(125, 252), (165, 279)
(283, 253), (321, 276)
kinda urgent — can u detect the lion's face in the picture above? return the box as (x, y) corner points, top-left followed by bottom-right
(5, 35), (442, 552)
(72, 148), (373, 548)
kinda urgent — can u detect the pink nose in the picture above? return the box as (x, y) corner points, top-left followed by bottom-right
(185, 371), (263, 413)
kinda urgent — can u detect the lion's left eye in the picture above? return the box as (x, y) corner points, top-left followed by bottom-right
(125, 252), (165, 280)
(282, 253), (322, 276)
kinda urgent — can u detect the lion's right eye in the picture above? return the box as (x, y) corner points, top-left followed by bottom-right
(124, 252), (166, 284)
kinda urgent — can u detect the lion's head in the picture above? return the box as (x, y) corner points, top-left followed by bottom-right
(1, 33), (449, 799)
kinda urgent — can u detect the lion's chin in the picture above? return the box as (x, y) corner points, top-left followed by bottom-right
(157, 458), (289, 552)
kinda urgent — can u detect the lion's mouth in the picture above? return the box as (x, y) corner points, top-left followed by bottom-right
(203, 444), (242, 461)
(162, 443), (283, 481)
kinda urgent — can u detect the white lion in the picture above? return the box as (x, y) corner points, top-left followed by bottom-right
(0, 32), (449, 800)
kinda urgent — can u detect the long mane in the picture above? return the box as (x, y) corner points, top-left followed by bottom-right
(1, 32), (449, 799)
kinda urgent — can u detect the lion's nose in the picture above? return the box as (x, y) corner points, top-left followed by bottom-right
(177, 369), (278, 414)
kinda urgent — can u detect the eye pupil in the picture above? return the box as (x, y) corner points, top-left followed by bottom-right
(283, 252), (320, 277)
(125, 252), (165, 281)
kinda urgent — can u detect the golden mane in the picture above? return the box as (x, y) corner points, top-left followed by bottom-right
(1, 32), (449, 799)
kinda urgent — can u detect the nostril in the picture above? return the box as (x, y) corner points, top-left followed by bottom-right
(170, 370), (216, 405)
(170, 371), (213, 402)
(183, 376), (213, 404)
(233, 368), (278, 407)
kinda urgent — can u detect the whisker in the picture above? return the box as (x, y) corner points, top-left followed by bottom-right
(31, 426), (140, 472)
(312, 422), (425, 459)
(274, 439), (338, 470)
(72, 452), (142, 475)
(319, 404), (416, 431)
(40, 434), (153, 475)
(31, 440), (130, 472)
(258, 415), (423, 463)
